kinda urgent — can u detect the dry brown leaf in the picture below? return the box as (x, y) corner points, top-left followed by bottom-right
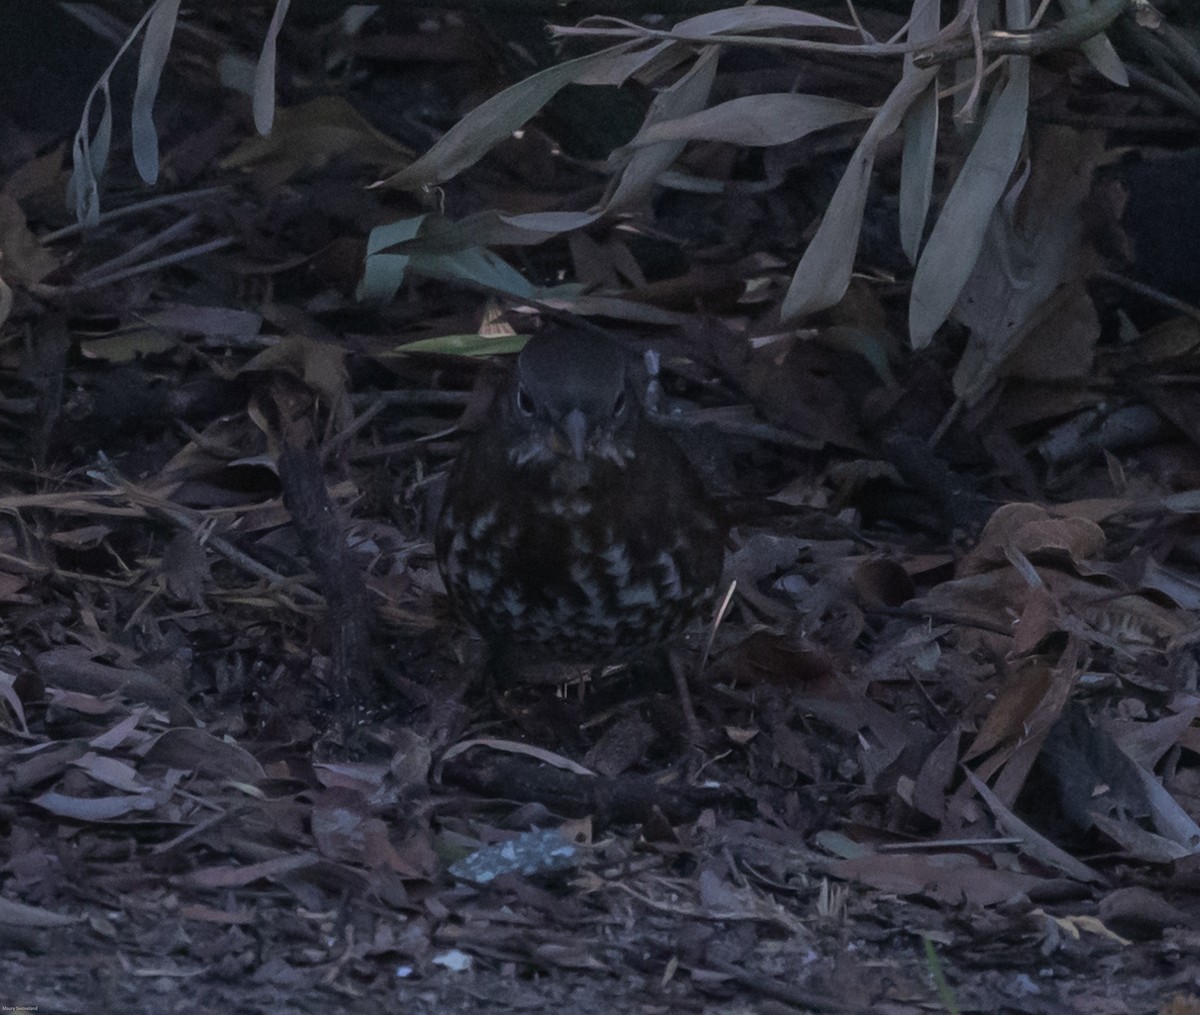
(962, 502), (1106, 575)
(142, 728), (266, 783)
(964, 660), (1055, 763)
(825, 851), (1046, 906)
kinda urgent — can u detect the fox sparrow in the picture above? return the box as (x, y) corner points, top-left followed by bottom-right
(436, 330), (725, 681)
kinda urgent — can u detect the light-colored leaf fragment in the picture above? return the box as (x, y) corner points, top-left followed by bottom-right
(32, 790), (157, 821)
(144, 304), (263, 338)
(254, 0), (292, 135)
(1133, 761), (1200, 849)
(218, 52), (257, 94)
(88, 89), (115, 183)
(781, 65), (936, 321)
(626, 93), (870, 148)
(542, 293), (688, 324)
(909, 59), (1030, 347)
(573, 41), (676, 87)
(0, 667), (26, 733)
(240, 334), (348, 417)
(142, 727), (266, 782)
(67, 82), (113, 228)
(358, 214), (535, 301)
(131, 0), (181, 186)
(357, 216), (423, 302)
(1078, 33), (1128, 85)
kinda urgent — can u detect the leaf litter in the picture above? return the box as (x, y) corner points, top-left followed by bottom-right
(1, 3), (1199, 1014)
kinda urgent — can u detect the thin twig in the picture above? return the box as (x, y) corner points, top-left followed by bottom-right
(42, 185), (233, 243)
(324, 398), (388, 460)
(555, 3), (976, 60)
(91, 462), (326, 607)
(956, 6), (986, 122)
(58, 237), (237, 293)
(75, 213), (201, 285)
(1094, 269), (1200, 326)
(913, 0), (1130, 66)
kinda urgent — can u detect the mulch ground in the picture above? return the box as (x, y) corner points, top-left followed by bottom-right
(2, 4), (1200, 1013)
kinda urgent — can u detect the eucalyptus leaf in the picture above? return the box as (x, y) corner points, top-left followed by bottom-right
(605, 47), (720, 214)
(1059, 0), (1128, 85)
(673, 6), (855, 36)
(781, 65), (937, 321)
(899, 84), (938, 263)
(357, 216), (424, 302)
(410, 248), (534, 297)
(253, 0), (291, 135)
(625, 93), (870, 149)
(898, 0), (941, 263)
(909, 59), (1030, 348)
(131, 0), (180, 186)
(374, 42), (651, 190)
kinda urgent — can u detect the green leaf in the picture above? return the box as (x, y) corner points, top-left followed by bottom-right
(393, 333), (528, 357)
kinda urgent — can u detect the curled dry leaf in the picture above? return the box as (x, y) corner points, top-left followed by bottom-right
(961, 502), (1106, 576)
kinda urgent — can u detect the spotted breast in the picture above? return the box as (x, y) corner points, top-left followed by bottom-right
(435, 329), (725, 679)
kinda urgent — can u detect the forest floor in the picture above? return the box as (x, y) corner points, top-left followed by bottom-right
(1, 4), (1200, 1013)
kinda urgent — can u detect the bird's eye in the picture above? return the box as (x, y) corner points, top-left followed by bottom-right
(516, 386), (535, 416)
(612, 390), (626, 415)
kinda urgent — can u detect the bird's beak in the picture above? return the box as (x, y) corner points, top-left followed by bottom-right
(562, 408), (588, 461)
